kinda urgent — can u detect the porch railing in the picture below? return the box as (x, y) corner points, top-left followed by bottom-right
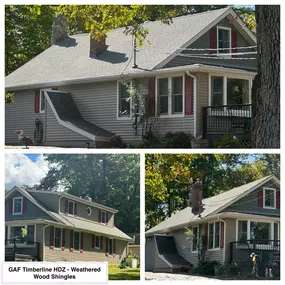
(202, 104), (252, 140)
(5, 239), (40, 261)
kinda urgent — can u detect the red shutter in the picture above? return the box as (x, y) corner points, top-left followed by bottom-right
(204, 224), (208, 248)
(257, 190), (263, 207)
(80, 232), (84, 250)
(70, 230), (74, 248)
(185, 75), (193, 115)
(148, 77), (156, 117)
(98, 210), (101, 223)
(231, 30), (238, 57)
(100, 236), (103, 249)
(210, 28), (217, 54)
(23, 197), (27, 214)
(220, 222), (224, 248)
(65, 199), (68, 214)
(50, 226), (54, 246)
(113, 239), (116, 254)
(62, 229), (66, 247)
(9, 199), (13, 214)
(106, 237), (109, 253)
(74, 203), (77, 216)
(92, 234), (95, 248)
(34, 91), (40, 113)
(276, 190), (280, 209)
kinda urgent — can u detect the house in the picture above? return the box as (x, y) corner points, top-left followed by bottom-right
(5, 7), (257, 148)
(145, 175), (280, 274)
(5, 186), (132, 262)
(127, 233), (140, 258)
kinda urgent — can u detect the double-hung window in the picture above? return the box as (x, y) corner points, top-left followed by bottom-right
(74, 232), (80, 251)
(192, 226), (199, 251)
(157, 76), (184, 116)
(217, 27), (231, 55)
(208, 222), (220, 249)
(263, 188), (276, 209)
(101, 211), (106, 224)
(95, 236), (101, 249)
(68, 201), (74, 215)
(13, 197), (23, 215)
(108, 238), (113, 254)
(54, 228), (62, 248)
(118, 81), (131, 118)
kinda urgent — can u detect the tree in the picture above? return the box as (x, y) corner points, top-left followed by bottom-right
(252, 5), (280, 148)
(24, 154), (140, 233)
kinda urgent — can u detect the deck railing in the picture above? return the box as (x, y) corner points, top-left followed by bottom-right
(202, 104), (252, 139)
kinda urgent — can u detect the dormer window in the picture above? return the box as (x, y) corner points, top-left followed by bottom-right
(263, 188), (276, 209)
(13, 197), (23, 215)
(101, 211), (106, 224)
(68, 200), (74, 215)
(217, 26), (231, 55)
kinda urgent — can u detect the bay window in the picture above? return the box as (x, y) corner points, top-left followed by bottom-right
(157, 76), (184, 116)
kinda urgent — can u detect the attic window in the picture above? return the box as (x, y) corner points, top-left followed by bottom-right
(217, 26), (231, 55)
(68, 200), (74, 215)
(13, 197), (23, 215)
(263, 188), (276, 209)
(101, 211), (106, 224)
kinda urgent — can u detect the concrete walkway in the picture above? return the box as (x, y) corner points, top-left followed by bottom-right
(145, 272), (218, 281)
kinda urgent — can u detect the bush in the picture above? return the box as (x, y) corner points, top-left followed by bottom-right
(119, 257), (128, 269)
(191, 260), (220, 276)
(215, 262), (240, 276)
(213, 133), (240, 148)
(162, 132), (193, 148)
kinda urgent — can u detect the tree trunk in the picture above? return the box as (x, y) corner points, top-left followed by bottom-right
(252, 5), (280, 148)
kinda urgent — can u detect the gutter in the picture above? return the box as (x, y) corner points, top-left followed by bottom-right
(5, 64), (257, 92)
(186, 71), (197, 137)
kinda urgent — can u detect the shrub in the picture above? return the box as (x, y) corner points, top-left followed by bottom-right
(119, 257), (128, 269)
(213, 133), (240, 148)
(215, 262), (240, 276)
(162, 132), (193, 148)
(191, 260), (220, 276)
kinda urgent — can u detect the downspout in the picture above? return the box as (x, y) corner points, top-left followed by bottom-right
(217, 216), (227, 263)
(42, 224), (50, 261)
(186, 71), (197, 137)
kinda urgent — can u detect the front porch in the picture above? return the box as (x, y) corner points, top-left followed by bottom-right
(202, 104), (252, 143)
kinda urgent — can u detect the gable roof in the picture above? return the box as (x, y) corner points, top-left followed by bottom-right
(146, 175), (279, 236)
(6, 7), (256, 91)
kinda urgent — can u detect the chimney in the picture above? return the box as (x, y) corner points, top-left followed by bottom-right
(189, 181), (204, 216)
(51, 14), (68, 45)
(90, 33), (108, 57)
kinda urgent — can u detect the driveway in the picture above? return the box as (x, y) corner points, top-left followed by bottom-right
(145, 272), (218, 281)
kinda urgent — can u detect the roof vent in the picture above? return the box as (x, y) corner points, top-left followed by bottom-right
(51, 14), (68, 45)
(90, 32), (109, 57)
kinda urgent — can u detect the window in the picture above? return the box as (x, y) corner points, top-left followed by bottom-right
(74, 232), (80, 251)
(87, 207), (92, 216)
(250, 222), (271, 244)
(157, 76), (184, 115)
(108, 238), (113, 254)
(118, 81), (131, 118)
(8, 225), (35, 245)
(68, 201), (74, 215)
(95, 236), (101, 249)
(238, 221), (248, 242)
(192, 226), (199, 251)
(210, 76), (251, 106)
(26, 225), (35, 245)
(217, 27), (231, 54)
(54, 228), (62, 248)
(40, 90), (46, 113)
(9, 226), (24, 241)
(13, 197), (23, 215)
(208, 222), (220, 249)
(101, 211), (106, 224)
(264, 188), (276, 209)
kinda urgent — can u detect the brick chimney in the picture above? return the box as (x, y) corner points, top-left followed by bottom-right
(189, 181), (204, 215)
(90, 33), (108, 57)
(51, 14), (68, 45)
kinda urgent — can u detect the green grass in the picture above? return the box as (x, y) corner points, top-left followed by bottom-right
(108, 264), (140, 280)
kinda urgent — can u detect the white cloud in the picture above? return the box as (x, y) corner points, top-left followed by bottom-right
(5, 154), (50, 188)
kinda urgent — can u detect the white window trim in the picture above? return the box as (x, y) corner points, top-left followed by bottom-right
(191, 226), (199, 253)
(263, 187), (276, 209)
(39, 88), (51, 113)
(7, 225), (36, 247)
(68, 200), (75, 216)
(117, 80), (133, 120)
(208, 74), (253, 113)
(155, 74), (185, 118)
(54, 227), (62, 249)
(73, 231), (81, 252)
(216, 26), (232, 57)
(101, 210), (107, 225)
(87, 207), (92, 216)
(13, 197), (23, 215)
(208, 221), (221, 251)
(95, 235), (101, 249)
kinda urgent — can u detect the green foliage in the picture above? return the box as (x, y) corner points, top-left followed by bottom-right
(5, 92), (14, 104)
(162, 132), (193, 148)
(213, 133), (240, 148)
(24, 154), (140, 233)
(109, 264), (140, 280)
(191, 260), (220, 276)
(215, 262), (240, 276)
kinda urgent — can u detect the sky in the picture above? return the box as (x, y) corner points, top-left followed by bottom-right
(5, 154), (51, 190)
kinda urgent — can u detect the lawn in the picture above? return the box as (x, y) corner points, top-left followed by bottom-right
(108, 264), (140, 280)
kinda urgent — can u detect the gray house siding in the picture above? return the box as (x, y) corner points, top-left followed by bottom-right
(5, 90), (45, 145)
(224, 218), (236, 262)
(5, 192), (54, 221)
(145, 237), (156, 271)
(28, 192), (59, 213)
(222, 180), (280, 217)
(164, 18), (257, 71)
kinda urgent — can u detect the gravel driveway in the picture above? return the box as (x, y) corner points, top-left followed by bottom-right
(145, 272), (218, 281)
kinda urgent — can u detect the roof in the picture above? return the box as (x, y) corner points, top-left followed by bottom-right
(6, 7), (252, 91)
(127, 233), (140, 245)
(146, 175), (279, 236)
